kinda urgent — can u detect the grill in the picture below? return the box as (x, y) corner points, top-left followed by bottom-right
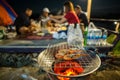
(38, 42), (101, 79)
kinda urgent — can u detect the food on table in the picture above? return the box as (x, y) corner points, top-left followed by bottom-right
(36, 32), (45, 36)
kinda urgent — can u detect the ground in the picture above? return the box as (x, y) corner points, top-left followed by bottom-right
(0, 55), (120, 80)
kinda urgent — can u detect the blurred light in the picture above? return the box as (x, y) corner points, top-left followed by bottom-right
(114, 21), (117, 25)
(85, 12), (87, 16)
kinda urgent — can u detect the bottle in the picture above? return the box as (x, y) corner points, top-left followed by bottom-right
(98, 30), (102, 45)
(93, 29), (102, 46)
(93, 30), (99, 46)
(102, 29), (107, 45)
(92, 30), (95, 46)
(87, 30), (92, 46)
(84, 27), (88, 46)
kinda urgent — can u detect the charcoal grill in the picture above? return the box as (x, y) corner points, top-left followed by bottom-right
(38, 42), (101, 79)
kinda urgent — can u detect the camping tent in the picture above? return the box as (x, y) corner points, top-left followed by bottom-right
(0, 0), (17, 26)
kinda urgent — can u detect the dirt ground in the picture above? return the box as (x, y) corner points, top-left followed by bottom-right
(0, 60), (120, 80)
(0, 55), (120, 80)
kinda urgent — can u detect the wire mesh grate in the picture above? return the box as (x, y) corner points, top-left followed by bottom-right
(38, 42), (101, 77)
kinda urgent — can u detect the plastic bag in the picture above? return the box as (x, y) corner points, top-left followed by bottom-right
(59, 32), (67, 39)
(88, 22), (97, 31)
(87, 22), (102, 45)
(52, 32), (59, 39)
(88, 22), (102, 33)
(67, 24), (83, 47)
(52, 32), (67, 39)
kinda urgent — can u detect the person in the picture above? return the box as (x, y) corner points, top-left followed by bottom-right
(14, 8), (32, 35)
(41, 7), (51, 27)
(50, 1), (80, 24)
(40, 7), (55, 33)
(75, 5), (89, 31)
(50, 1), (83, 45)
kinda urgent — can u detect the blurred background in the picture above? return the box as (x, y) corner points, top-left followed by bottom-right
(6, 0), (120, 30)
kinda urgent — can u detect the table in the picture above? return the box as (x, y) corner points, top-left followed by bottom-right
(0, 39), (113, 53)
(0, 39), (66, 53)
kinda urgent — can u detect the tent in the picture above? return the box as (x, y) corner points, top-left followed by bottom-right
(0, 0), (17, 26)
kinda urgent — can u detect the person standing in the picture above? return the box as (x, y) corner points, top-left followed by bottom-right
(75, 5), (89, 32)
(50, 1), (83, 45)
(50, 1), (80, 24)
